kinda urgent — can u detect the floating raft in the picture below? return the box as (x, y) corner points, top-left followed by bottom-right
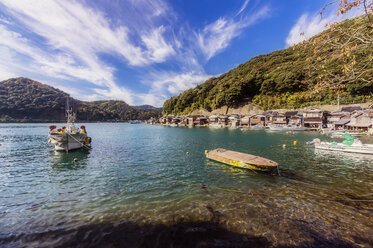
(205, 148), (279, 172)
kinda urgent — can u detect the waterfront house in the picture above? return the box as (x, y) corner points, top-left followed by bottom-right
(208, 115), (218, 124)
(346, 111), (372, 131)
(326, 112), (350, 129)
(302, 108), (327, 129)
(178, 117), (188, 127)
(249, 114), (265, 127)
(218, 115), (229, 126)
(187, 115), (200, 127)
(263, 111), (279, 125)
(228, 115), (240, 128)
(288, 115), (303, 126)
(171, 117), (182, 124)
(195, 116), (208, 126)
(271, 114), (287, 126)
(240, 115), (251, 127)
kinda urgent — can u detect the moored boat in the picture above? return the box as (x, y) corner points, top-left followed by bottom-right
(205, 148), (279, 172)
(309, 134), (373, 155)
(48, 108), (91, 152)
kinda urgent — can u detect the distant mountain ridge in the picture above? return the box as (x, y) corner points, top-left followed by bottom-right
(0, 77), (161, 122)
(163, 15), (373, 116)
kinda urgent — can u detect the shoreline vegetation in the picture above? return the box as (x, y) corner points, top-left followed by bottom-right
(0, 78), (162, 123)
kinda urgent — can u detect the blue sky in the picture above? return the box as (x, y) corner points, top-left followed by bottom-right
(0, 0), (364, 106)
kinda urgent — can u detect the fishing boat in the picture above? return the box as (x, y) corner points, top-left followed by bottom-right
(269, 125), (306, 131)
(48, 107), (91, 152)
(209, 123), (225, 128)
(250, 125), (266, 130)
(205, 148), (279, 172)
(309, 133), (373, 155)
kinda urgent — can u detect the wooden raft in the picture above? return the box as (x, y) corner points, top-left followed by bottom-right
(205, 148), (278, 172)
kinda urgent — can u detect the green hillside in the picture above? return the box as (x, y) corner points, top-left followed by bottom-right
(163, 14), (373, 115)
(0, 77), (161, 122)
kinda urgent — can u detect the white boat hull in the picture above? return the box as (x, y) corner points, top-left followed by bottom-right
(49, 133), (88, 151)
(315, 143), (373, 155)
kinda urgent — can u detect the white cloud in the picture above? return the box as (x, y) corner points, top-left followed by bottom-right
(197, 6), (270, 60)
(141, 26), (175, 63)
(286, 7), (365, 47)
(236, 0), (250, 16)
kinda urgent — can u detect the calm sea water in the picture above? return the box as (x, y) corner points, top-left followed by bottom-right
(0, 123), (372, 247)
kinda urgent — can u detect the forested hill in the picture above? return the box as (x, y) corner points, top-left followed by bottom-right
(0, 77), (161, 122)
(163, 14), (373, 115)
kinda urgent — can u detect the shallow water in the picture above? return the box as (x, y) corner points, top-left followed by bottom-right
(0, 123), (372, 247)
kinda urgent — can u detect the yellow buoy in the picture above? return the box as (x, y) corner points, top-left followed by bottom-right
(293, 141), (297, 145)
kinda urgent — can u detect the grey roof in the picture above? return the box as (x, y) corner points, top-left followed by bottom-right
(334, 119), (350, 125)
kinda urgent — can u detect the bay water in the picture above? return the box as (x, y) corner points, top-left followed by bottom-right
(0, 123), (372, 247)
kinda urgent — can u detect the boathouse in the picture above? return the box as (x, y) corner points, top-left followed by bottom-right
(208, 115), (218, 124)
(271, 114), (287, 126)
(228, 115), (240, 128)
(346, 111), (372, 131)
(218, 115), (229, 126)
(240, 115), (251, 127)
(302, 108), (327, 129)
(249, 114), (265, 127)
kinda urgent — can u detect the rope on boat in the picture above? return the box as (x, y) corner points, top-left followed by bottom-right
(66, 133), (373, 203)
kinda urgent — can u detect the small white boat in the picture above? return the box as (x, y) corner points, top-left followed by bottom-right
(169, 123), (178, 127)
(130, 120), (142, 124)
(48, 108), (91, 152)
(283, 125), (307, 131)
(268, 125), (287, 131)
(309, 134), (373, 155)
(209, 123), (225, 128)
(250, 125), (266, 130)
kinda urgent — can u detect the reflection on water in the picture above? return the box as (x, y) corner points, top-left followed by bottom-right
(50, 149), (90, 170)
(0, 123), (372, 247)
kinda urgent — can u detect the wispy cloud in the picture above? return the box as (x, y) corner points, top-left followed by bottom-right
(197, 5), (270, 60)
(236, 0), (250, 16)
(285, 6), (364, 47)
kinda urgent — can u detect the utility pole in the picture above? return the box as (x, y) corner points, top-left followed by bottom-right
(337, 95), (340, 111)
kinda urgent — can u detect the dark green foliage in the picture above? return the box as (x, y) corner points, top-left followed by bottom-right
(0, 78), (161, 122)
(163, 15), (373, 115)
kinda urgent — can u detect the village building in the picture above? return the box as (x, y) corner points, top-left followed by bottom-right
(195, 116), (209, 126)
(159, 116), (173, 125)
(263, 111), (279, 125)
(240, 115), (251, 127)
(346, 111), (373, 131)
(228, 115), (240, 128)
(171, 117), (182, 124)
(302, 108), (327, 129)
(271, 114), (287, 126)
(218, 115), (229, 126)
(249, 114), (265, 127)
(187, 115), (200, 127)
(208, 115), (218, 124)
(326, 112), (350, 130)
